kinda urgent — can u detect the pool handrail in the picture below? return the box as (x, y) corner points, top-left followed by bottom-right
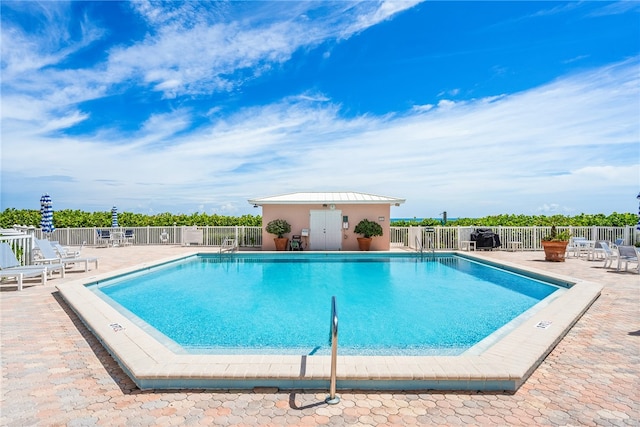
(326, 296), (339, 404)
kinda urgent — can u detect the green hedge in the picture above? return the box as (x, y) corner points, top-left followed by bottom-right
(391, 212), (637, 227)
(1, 208), (636, 229)
(0, 208), (261, 228)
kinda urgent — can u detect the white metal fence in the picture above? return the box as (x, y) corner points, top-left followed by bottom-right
(4, 225), (638, 257)
(0, 232), (35, 266)
(389, 226), (639, 250)
(24, 226), (264, 248)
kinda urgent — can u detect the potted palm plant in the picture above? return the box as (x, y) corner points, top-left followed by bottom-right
(541, 226), (572, 262)
(354, 219), (383, 251)
(265, 219), (291, 251)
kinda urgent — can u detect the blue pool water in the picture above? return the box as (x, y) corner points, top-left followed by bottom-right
(91, 254), (561, 356)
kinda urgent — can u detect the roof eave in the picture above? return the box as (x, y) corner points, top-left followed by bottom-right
(248, 191), (405, 206)
(248, 200), (406, 206)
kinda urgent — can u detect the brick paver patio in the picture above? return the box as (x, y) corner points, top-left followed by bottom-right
(1, 246), (638, 426)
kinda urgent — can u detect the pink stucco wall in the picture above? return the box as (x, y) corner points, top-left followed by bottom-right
(260, 203), (392, 251)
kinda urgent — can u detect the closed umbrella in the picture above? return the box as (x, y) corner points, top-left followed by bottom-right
(39, 194), (55, 237)
(111, 206), (119, 228)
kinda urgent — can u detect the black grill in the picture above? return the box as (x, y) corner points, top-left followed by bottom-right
(470, 228), (501, 250)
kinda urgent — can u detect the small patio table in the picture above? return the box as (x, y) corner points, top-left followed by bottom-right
(575, 240), (595, 258)
(111, 231), (125, 247)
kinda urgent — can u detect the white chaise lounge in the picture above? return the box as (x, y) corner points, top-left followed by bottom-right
(34, 238), (98, 272)
(0, 242), (54, 291)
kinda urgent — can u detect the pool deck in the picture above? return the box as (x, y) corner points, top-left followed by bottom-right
(2, 246), (639, 426)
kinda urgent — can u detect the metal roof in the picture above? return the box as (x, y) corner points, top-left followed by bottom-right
(248, 192), (405, 206)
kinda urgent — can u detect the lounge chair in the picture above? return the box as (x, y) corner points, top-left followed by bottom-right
(616, 246), (640, 273)
(53, 242), (85, 258)
(0, 242), (52, 290)
(34, 238), (98, 272)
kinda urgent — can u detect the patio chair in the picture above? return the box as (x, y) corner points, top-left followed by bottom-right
(612, 238), (624, 248)
(96, 229), (111, 247)
(34, 238), (98, 272)
(0, 242), (52, 290)
(123, 229), (135, 246)
(588, 241), (606, 261)
(289, 235), (303, 251)
(219, 237), (237, 253)
(598, 242), (617, 269)
(616, 246), (640, 273)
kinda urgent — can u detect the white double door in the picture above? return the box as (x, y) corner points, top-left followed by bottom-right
(309, 210), (342, 251)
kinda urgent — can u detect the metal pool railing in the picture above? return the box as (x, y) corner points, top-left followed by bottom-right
(325, 296), (340, 405)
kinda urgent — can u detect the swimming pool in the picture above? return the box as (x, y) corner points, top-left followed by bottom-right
(91, 254), (560, 356)
(57, 251), (602, 391)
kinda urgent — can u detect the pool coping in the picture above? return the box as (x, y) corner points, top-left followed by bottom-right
(56, 251), (602, 392)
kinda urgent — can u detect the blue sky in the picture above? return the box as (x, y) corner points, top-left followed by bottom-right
(1, 1), (638, 218)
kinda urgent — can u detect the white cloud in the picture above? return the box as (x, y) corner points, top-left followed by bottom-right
(1, 0), (426, 131)
(100, 1), (426, 98)
(4, 58), (638, 216)
(436, 99), (457, 110)
(342, 0), (424, 37)
(536, 204), (569, 214)
(588, 1), (640, 17)
(1, 3), (637, 217)
(411, 104), (434, 112)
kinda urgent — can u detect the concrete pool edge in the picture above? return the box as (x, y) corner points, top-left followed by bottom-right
(56, 251), (602, 392)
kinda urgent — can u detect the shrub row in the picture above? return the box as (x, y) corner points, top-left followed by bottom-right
(1, 208), (636, 229)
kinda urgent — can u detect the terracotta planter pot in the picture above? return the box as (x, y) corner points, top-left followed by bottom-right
(274, 237), (289, 251)
(357, 237), (373, 251)
(542, 240), (568, 262)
